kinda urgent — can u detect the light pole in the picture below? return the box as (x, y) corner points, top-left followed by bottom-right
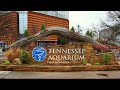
(78, 25), (79, 32)
(78, 25), (82, 35)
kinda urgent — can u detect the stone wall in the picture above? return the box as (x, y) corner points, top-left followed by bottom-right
(41, 43), (116, 65)
(1, 65), (120, 71)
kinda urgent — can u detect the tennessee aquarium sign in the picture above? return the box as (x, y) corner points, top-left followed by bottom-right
(32, 46), (86, 64)
(32, 46), (47, 61)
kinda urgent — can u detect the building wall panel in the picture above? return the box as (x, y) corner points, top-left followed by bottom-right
(0, 11), (19, 45)
(28, 11), (69, 42)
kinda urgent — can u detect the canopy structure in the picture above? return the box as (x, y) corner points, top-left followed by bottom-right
(7, 27), (99, 49)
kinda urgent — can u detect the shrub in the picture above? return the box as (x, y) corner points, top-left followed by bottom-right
(5, 49), (16, 62)
(5, 48), (22, 63)
(15, 48), (22, 58)
(58, 36), (68, 45)
(102, 53), (112, 65)
(12, 58), (22, 65)
(94, 62), (100, 65)
(29, 50), (36, 64)
(82, 59), (87, 65)
(19, 50), (31, 64)
(2, 60), (11, 65)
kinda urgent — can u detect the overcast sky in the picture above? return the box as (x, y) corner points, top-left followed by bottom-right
(69, 11), (108, 35)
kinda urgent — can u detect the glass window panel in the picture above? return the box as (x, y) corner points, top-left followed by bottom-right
(19, 11), (28, 34)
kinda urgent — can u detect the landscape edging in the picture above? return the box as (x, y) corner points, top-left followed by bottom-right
(0, 65), (120, 71)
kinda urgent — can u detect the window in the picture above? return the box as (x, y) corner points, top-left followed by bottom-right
(19, 11), (28, 34)
(38, 42), (46, 47)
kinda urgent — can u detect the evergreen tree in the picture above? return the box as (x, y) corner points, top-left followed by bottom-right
(85, 30), (93, 38)
(71, 27), (75, 32)
(24, 30), (29, 37)
(41, 23), (46, 30)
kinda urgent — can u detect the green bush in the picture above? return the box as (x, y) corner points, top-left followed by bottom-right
(102, 53), (112, 65)
(19, 50), (31, 64)
(94, 62), (100, 65)
(2, 60), (11, 65)
(58, 36), (68, 45)
(82, 59), (87, 65)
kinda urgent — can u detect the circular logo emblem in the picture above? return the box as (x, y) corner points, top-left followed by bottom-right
(32, 46), (47, 61)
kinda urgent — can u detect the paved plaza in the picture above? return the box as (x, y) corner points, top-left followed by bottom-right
(0, 71), (120, 79)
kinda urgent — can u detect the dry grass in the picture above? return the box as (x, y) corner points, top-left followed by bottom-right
(5, 48), (22, 62)
(15, 48), (22, 58)
(29, 50), (37, 64)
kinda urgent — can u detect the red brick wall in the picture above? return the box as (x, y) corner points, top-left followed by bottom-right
(0, 11), (19, 45)
(28, 11), (69, 41)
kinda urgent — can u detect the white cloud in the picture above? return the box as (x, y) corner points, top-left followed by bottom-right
(69, 11), (108, 35)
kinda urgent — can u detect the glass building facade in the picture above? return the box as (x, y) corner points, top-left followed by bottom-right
(18, 11), (28, 34)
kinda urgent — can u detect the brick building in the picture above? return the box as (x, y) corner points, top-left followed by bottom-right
(28, 11), (69, 47)
(0, 11), (69, 47)
(0, 11), (19, 45)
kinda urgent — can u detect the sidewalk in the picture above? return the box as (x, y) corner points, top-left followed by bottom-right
(0, 71), (120, 79)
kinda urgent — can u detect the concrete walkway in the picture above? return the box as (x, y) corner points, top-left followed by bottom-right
(1, 71), (120, 79)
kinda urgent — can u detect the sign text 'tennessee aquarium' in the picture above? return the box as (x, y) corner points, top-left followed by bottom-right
(47, 48), (86, 61)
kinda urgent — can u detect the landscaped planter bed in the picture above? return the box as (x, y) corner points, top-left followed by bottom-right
(0, 65), (120, 72)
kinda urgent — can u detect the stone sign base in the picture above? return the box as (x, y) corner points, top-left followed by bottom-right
(41, 43), (116, 65)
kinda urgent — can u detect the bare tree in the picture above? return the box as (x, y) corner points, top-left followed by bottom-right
(91, 24), (101, 39)
(107, 11), (120, 24)
(77, 25), (83, 35)
(100, 11), (120, 43)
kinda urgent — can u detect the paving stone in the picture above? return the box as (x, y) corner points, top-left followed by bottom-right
(0, 71), (120, 79)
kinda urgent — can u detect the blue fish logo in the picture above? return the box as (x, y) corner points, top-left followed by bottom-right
(32, 46), (47, 61)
